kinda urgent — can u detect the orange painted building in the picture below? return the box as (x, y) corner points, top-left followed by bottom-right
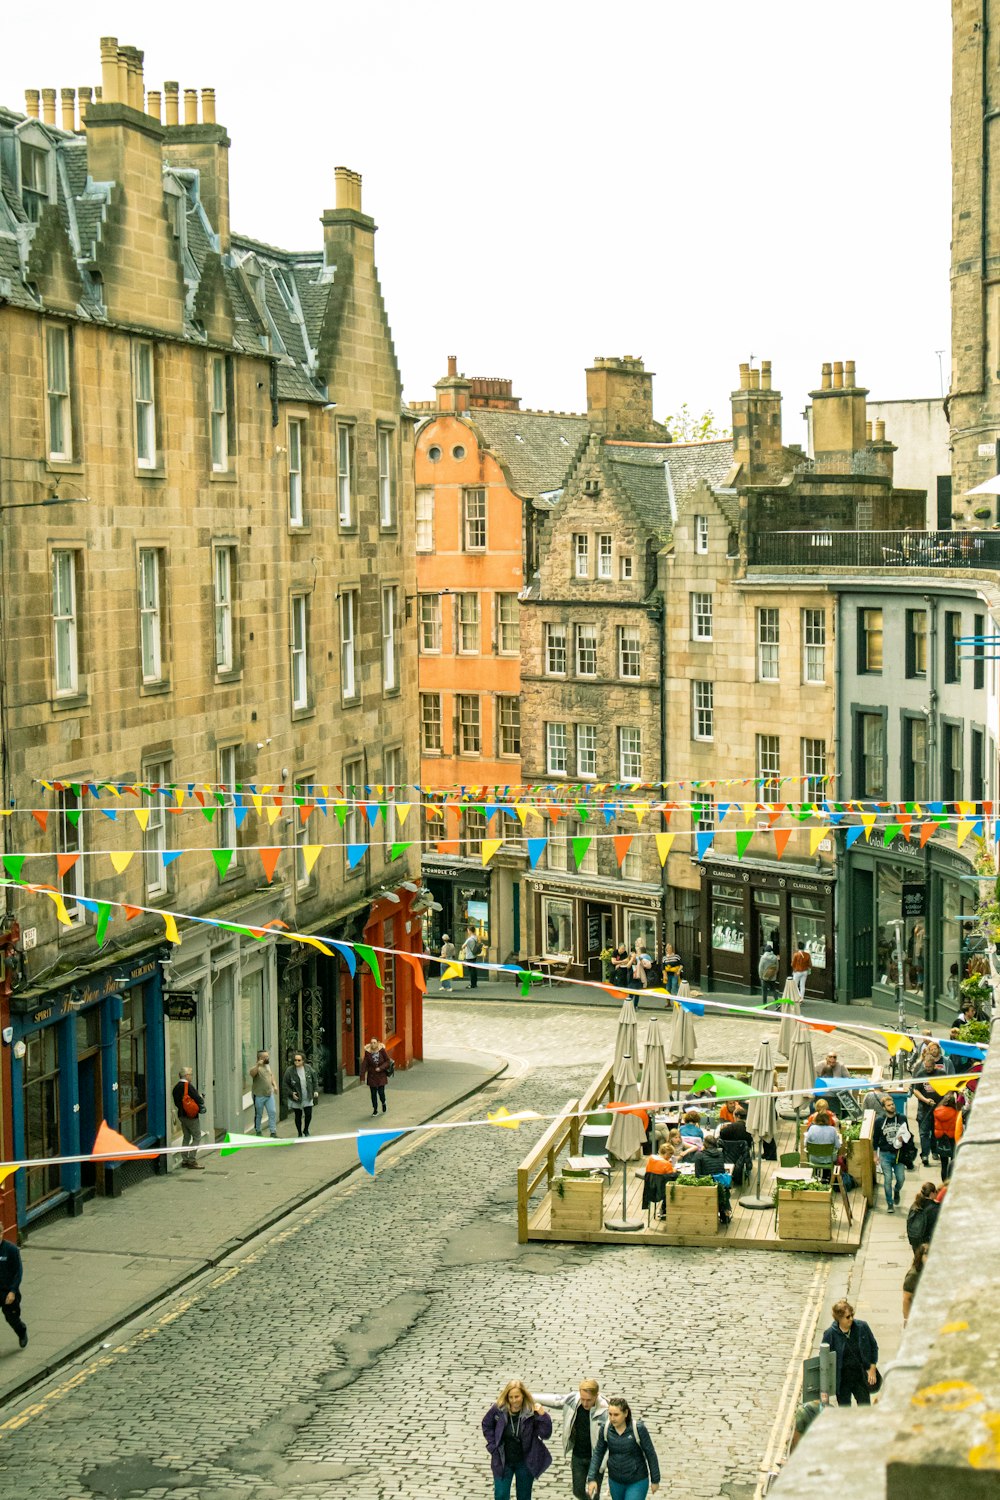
(413, 358), (587, 963)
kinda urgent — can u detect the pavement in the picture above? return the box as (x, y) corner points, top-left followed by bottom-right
(0, 1041), (507, 1407)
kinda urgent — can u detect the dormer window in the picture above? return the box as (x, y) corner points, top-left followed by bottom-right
(20, 141), (51, 223)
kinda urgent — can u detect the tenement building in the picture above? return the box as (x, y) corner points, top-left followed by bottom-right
(411, 360), (587, 962)
(0, 37), (420, 1234)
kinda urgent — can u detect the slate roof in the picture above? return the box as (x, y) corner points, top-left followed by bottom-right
(605, 437), (736, 535)
(0, 104), (359, 410)
(470, 408), (590, 498)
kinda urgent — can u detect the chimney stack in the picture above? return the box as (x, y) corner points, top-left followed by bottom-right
(586, 355), (658, 439)
(731, 359), (783, 478)
(832, 360), (844, 390)
(164, 81), (179, 125)
(821, 362), (832, 391)
(810, 360), (869, 464)
(24, 89), (40, 119)
(41, 88), (57, 125)
(866, 420), (873, 442)
(845, 359), (856, 388)
(738, 362), (750, 391)
(100, 37), (120, 104)
(447, 354), (458, 377)
(875, 418), (886, 442)
(760, 360), (772, 391)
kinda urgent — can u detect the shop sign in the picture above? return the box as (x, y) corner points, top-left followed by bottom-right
(902, 883), (927, 918)
(164, 992), (197, 1021)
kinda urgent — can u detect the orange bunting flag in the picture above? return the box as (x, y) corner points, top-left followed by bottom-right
(655, 832), (675, 867)
(398, 951), (427, 994)
(56, 852), (80, 878)
(919, 821), (937, 849)
(31, 809), (49, 832)
(899, 814), (912, 841)
(123, 905), (143, 921)
(767, 804), (786, 826)
(807, 1021), (837, 1034)
(259, 848), (282, 884)
(613, 834), (633, 868)
(773, 829), (792, 860)
(93, 1119), (159, 1162)
(298, 804), (314, 825)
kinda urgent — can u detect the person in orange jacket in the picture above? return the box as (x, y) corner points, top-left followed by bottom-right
(933, 1091), (961, 1181)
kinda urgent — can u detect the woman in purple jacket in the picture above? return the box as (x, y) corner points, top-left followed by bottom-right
(482, 1378), (553, 1499)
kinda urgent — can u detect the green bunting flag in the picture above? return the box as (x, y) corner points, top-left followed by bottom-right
(2, 855), (25, 882)
(95, 902), (112, 948)
(571, 836), (592, 870)
(389, 842), (413, 861)
(212, 849), (234, 879)
(356, 943), (382, 989)
(736, 830), (754, 860)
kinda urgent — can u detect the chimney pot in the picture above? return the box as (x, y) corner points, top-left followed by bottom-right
(201, 87), (216, 124)
(738, 362), (750, 391)
(78, 85), (93, 126)
(351, 169), (363, 211)
(335, 165), (351, 208)
(117, 48), (129, 109)
(100, 37), (119, 104)
(749, 367), (761, 390)
(845, 359), (856, 388)
(24, 88), (40, 119)
(760, 360), (772, 391)
(447, 355), (457, 377)
(875, 419), (886, 442)
(164, 81), (179, 126)
(865, 419), (873, 442)
(821, 362), (832, 391)
(146, 89), (161, 123)
(183, 87), (198, 124)
(41, 88), (57, 125)
(60, 88), (76, 132)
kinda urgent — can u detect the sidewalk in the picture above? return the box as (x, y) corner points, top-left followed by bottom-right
(0, 1043), (506, 1406)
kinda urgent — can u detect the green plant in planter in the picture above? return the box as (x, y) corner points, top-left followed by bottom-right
(957, 1019), (992, 1045)
(973, 504), (993, 520)
(669, 1176), (716, 1201)
(773, 1180), (832, 1204)
(599, 946), (615, 983)
(841, 1122), (861, 1144)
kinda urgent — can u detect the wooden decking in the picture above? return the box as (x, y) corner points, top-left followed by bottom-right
(517, 1060), (874, 1255)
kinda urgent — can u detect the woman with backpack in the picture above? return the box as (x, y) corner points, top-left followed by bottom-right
(872, 1093), (912, 1212)
(906, 1182), (941, 1252)
(586, 1395), (660, 1498)
(361, 1037), (392, 1116)
(933, 1091), (961, 1181)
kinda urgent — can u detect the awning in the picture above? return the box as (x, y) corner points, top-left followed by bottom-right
(966, 474), (1000, 496)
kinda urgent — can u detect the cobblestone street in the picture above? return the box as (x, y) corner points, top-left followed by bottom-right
(0, 1001), (874, 1500)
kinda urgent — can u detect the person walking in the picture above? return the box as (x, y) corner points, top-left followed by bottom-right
(586, 1395), (660, 1499)
(821, 1300), (879, 1406)
(482, 1378), (553, 1499)
(933, 1090), (961, 1181)
(791, 939), (812, 999)
(906, 1182), (941, 1252)
(461, 925), (482, 990)
(536, 1378), (609, 1499)
(0, 1236), (28, 1350)
(661, 943), (683, 997)
(758, 944), (779, 1004)
(438, 933), (458, 992)
(361, 1037), (391, 1116)
(873, 1094), (911, 1212)
(629, 941), (652, 1008)
(913, 1045), (950, 1165)
(249, 1049), (279, 1138)
(172, 1066), (207, 1169)
(282, 1050), (318, 1137)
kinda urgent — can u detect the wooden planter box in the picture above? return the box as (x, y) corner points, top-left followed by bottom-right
(777, 1188), (832, 1242)
(669, 1184), (719, 1234)
(550, 1177), (604, 1233)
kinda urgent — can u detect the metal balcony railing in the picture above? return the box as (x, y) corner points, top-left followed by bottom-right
(748, 529), (1000, 570)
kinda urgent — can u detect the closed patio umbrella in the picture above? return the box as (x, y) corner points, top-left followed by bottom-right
(613, 997), (639, 1076)
(741, 1037), (778, 1209)
(641, 1017), (671, 1153)
(606, 1054), (646, 1232)
(669, 1000), (698, 1095)
(777, 979), (802, 1058)
(784, 1026), (816, 1119)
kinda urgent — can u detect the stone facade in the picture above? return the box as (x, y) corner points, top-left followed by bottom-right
(0, 37), (419, 1233)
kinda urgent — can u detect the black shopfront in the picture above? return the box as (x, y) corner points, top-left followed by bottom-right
(697, 862), (835, 1000)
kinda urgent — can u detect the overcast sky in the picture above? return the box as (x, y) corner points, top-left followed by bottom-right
(3, 3), (952, 440)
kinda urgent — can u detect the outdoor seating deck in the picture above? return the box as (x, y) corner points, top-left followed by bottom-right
(517, 1061), (875, 1255)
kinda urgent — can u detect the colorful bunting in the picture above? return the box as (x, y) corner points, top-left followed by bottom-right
(259, 848), (282, 883)
(357, 1128), (406, 1176)
(654, 832), (674, 866)
(356, 943), (382, 988)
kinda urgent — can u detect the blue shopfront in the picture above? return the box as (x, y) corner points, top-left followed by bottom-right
(10, 954), (166, 1227)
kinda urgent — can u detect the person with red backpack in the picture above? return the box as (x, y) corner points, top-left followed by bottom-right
(171, 1066), (207, 1169)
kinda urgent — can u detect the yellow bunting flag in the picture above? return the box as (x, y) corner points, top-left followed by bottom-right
(266, 804), (282, 827)
(300, 845), (322, 878)
(928, 1073), (977, 1095)
(880, 1031), (915, 1057)
(297, 935), (334, 956)
(861, 813), (877, 840)
(481, 839), (503, 866)
(133, 807), (150, 831)
(742, 803), (757, 821)
(110, 851), (134, 874)
(395, 803), (411, 826)
(43, 889), (72, 926)
(251, 794), (263, 814)
(956, 820), (976, 848)
(632, 801), (650, 825)
(441, 963), (463, 982)
(173, 788), (185, 807)
(162, 913), (181, 945)
(513, 804), (529, 825)
(486, 1106), (522, 1129)
(655, 832), (675, 867)
(809, 827), (827, 857)
(0, 1164), (19, 1187)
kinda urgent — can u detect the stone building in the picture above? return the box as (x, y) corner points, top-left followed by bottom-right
(519, 355), (731, 977)
(0, 37), (419, 1233)
(411, 358), (587, 961)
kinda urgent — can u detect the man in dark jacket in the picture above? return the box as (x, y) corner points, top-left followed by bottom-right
(171, 1066), (207, 1169)
(0, 1237), (28, 1349)
(821, 1300), (879, 1406)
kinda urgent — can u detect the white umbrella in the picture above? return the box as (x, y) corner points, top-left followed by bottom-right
(966, 474), (1000, 496)
(606, 1054), (645, 1231)
(777, 979), (802, 1058)
(613, 997), (639, 1075)
(784, 1026), (817, 1119)
(669, 1000), (697, 1096)
(641, 1017), (671, 1153)
(742, 1037), (778, 1209)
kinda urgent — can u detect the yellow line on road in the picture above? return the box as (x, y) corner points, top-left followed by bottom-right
(755, 1258), (829, 1495)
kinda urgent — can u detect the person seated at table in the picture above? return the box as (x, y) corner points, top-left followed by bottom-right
(719, 1106), (754, 1185)
(666, 1128), (699, 1160)
(804, 1107), (841, 1182)
(692, 1133), (732, 1224)
(718, 1099), (739, 1124)
(805, 1099), (840, 1129)
(678, 1110), (704, 1143)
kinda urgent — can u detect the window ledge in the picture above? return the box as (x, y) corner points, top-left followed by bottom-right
(341, 694), (362, 709)
(288, 521), (312, 535)
(383, 686), (401, 699)
(135, 466), (167, 481)
(379, 521), (398, 533)
(58, 919), (92, 943)
(45, 458), (85, 477)
(291, 704), (316, 723)
(338, 521), (358, 534)
(139, 679), (172, 697)
(214, 668), (242, 686)
(51, 690), (89, 713)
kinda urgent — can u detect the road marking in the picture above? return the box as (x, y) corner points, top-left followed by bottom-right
(755, 1258), (829, 1495)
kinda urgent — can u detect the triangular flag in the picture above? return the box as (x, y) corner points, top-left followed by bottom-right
(2, 855), (25, 882)
(736, 830), (754, 860)
(56, 852), (80, 878)
(919, 821), (937, 848)
(632, 801), (650, 825)
(571, 836), (592, 870)
(389, 842), (413, 861)
(514, 803), (529, 825)
(880, 1031), (915, 1057)
(211, 849), (234, 879)
(259, 848), (282, 883)
(441, 963), (464, 982)
(884, 822), (900, 845)
(162, 913), (181, 945)
(332, 942), (357, 976)
(654, 832), (674, 866)
(397, 951), (427, 993)
(845, 825), (866, 848)
(396, 803), (411, 826)
(42, 889), (71, 926)
(109, 851), (134, 874)
(0, 1164), (19, 1187)
(346, 843), (368, 870)
(613, 834), (633, 867)
(162, 850), (182, 866)
(356, 943), (382, 988)
(956, 820), (976, 848)
(486, 1106), (522, 1129)
(299, 844), (322, 877)
(527, 838), (546, 868)
(357, 1127), (406, 1176)
(220, 1131), (293, 1158)
(809, 827), (827, 857)
(31, 809), (49, 832)
(123, 905), (142, 921)
(861, 812), (877, 840)
(695, 831), (715, 859)
(266, 804), (281, 827)
(481, 838), (503, 866)
(93, 1119), (159, 1162)
(773, 829), (792, 859)
(133, 807), (150, 831)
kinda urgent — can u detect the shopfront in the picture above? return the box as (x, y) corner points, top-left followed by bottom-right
(840, 834), (975, 1017)
(527, 875), (662, 980)
(10, 954), (165, 1227)
(423, 859), (492, 958)
(697, 862), (835, 999)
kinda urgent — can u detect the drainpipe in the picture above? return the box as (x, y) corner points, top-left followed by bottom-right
(926, 594), (939, 1024)
(834, 590), (845, 1003)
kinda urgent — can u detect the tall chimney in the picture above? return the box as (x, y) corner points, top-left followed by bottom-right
(164, 81), (179, 125)
(738, 362), (750, 391)
(821, 362), (832, 391)
(41, 89), (57, 125)
(100, 37), (120, 104)
(731, 358), (783, 478)
(749, 366), (761, 390)
(447, 355), (458, 377)
(160, 80), (231, 251)
(845, 359), (856, 388)
(201, 87), (216, 124)
(760, 360), (772, 391)
(147, 89), (161, 123)
(183, 88), (198, 124)
(875, 419), (886, 442)
(60, 89), (76, 132)
(78, 86), (93, 126)
(832, 360), (844, 390)
(24, 89), (40, 119)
